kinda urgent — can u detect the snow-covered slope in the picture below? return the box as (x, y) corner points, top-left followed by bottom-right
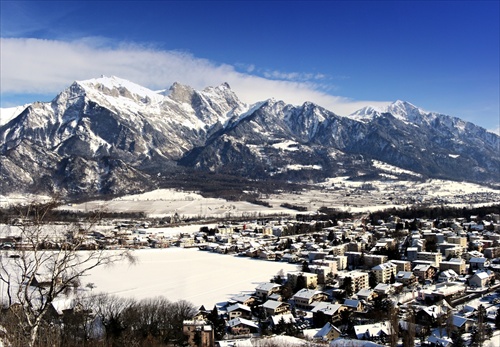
(0, 105), (31, 126)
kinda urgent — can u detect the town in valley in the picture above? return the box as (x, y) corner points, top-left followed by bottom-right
(1, 184), (500, 347)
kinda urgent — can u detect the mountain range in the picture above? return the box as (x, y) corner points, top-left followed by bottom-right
(1, 76), (498, 199)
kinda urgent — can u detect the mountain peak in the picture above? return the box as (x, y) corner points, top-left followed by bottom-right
(348, 100), (427, 123)
(387, 99), (420, 112)
(169, 82), (195, 103)
(383, 100), (427, 121)
(76, 75), (162, 101)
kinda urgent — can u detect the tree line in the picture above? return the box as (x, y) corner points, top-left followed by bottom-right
(368, 204), (500, 223)
(1, 294), (197, 347)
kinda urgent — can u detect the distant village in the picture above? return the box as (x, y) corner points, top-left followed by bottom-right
(2, 208), (500, 347)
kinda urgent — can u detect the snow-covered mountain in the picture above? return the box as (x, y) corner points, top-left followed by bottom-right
(1, 76), (498, 198)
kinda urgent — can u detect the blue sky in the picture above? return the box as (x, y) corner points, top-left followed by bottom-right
(1, 1), (499, 132)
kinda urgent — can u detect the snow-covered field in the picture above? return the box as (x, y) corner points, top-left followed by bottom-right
(50, 176), (500, 219)
(57, 189), (298, 218)
(83, 247), (297, 308)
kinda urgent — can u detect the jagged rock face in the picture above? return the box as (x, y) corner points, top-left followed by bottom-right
(1, 76), (499, 198)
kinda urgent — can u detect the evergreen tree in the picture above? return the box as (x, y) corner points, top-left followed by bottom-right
(470, 305), (488, 347)
(325, 271), (335, 287)
(300, 261), (310, 272)
(369, 271), (378, 289)
(313, 310), (328, 328)
(495, 308), (500, 329)
(281, 281), (294, 301)
(274, 316), (287, 334)
(341, 276), (353, 298)
(207, 306), (225, 340)
(294, 274), (308, 292)
(402, 306), (416, 347)
(451, 330), (466, 347)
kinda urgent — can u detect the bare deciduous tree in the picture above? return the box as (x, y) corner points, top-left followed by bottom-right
(0, 201), (135, 347)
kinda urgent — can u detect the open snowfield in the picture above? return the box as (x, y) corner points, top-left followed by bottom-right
(82, 247), (298, 308)
(57, 189), (298, 218)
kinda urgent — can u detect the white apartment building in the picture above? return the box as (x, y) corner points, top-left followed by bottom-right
(372, 262), (398, 284)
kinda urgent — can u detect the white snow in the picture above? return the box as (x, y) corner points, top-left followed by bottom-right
(285, 164), (322, 171)
(78, 75), (163, 102)
(83, 247), (297, 308)
(271, 140), (300, 151)
(50, 176), (500, 219)
(0, 105), (29, 126)
(0, 194), (52, 208)
(57, 188), (299, 218)
(372, 160), (422, 177)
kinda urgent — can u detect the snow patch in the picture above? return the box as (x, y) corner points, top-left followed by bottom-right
(372, 160), (422, 177)
(271, 140), (300, 151)
(285, 164), (322, 171)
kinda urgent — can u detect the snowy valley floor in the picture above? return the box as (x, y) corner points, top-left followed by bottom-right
(83, 247), (298, 308)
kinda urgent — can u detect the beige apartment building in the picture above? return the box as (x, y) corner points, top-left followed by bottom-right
(416, 251), (442, 265)
(287, 271), (318, 289)
(439, 258), (466, 275)
(338, 271), (369, 293)
(447, 236), (467, 247)
(389, 260), (412, 272)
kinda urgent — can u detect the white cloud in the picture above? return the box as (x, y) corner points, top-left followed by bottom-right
(0, 37), (390, 115)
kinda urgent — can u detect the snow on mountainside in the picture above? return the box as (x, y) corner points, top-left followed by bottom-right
(0, 76), (250, 197)
(1, 76), (499, 199)
(348, 100), (427, 122)
(0, 105), (31, 126)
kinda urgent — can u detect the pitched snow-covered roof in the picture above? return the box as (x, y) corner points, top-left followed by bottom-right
(374, 283), (392, 293)
(227, 303), (251, 313)
(311, 302), (343, 315)
(230, 294), (255, 304)
(255, 282), (280, 291)
(314, 322), (341, 340)
(452, 315), (473, 328)
(344, 299), (362, 308)
(470, 257), (487, 263)
(396, 271), (415, 279)
(293, 288), (323, 300)
(473, 271), (491, 279)
(427, 335), (452, 347)
(262, 299), (287, 310)
(439, 269), (458, 278)
(227, 317), (259, 329)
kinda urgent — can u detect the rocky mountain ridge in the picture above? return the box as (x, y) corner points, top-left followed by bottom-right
(1, 76), (498, 199)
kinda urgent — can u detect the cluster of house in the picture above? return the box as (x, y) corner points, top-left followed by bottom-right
(181, 213), (500, 346)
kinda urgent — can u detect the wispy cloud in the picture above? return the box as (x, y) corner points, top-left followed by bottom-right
(261, 69), (326, 82)
(0, 37), (390, 115)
